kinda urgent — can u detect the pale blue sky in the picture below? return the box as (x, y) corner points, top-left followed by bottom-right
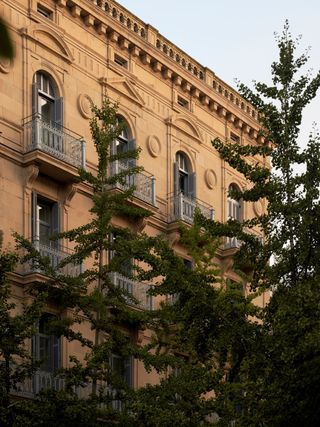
(118, 0), (320, 146)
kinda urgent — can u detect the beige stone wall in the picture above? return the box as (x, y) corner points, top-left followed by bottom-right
(0, 0), (269, 389)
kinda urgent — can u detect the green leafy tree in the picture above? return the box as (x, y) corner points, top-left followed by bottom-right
(9, 100), (157, 426)
(0, 245), (46, 426)
(200, 22), (320, 426)
(128, 218), (259, 427)
(0, 17), (14, 59)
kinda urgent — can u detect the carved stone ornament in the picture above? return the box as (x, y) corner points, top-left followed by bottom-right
(63, 183), (78, 207)
(167, 231), (180, 247)
(253, 200), (263, 217)
(0, 58), (12, 74)
(137, 329), (144, 344)
(134, 217), (148, 233)
(147, 135), (161, 158)
(77, 94), (93, 119)
(24, 165), (39, 190)
(204, 169), (217, 189)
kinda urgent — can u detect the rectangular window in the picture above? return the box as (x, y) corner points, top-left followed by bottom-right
(37, 3), (53, 20)
(114, 54), (128, 69)
(230, 132), (240, 143)
(31, 193), (62, 270)
(108, 353), (133, 411)
(32, 314), (60, 373)
(110, 353), (133, 387)
(32, 193), (59, 248)
(109, 233), (133, 277)
(177, 96), (189, 109)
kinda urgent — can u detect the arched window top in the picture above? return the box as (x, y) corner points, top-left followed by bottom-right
(228, 183), (241, 195)
(174, 151), (195, 198)
(113, 116), (136, 164)
(228, 183), (241, 221)
(176, 151), (191, 174)
(32, 71), (63, 125)
(117, 116), (131, 142)
(33, 71), (57, 98)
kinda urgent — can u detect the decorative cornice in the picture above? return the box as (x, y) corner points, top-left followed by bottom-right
(53, 0), (261, 142)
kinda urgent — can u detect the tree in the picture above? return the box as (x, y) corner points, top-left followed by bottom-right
(0, 243), (46, 426)
(128, 218), (259, 426)
(8, 100), (157, 426)
(0, 17), (14, 59)
(31, 100), (260, 427)
(200, 22), (320, 426)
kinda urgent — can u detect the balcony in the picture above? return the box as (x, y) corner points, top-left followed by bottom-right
(13, 373), (123, 409)
(109, 160), (156, 206)
(23, 114), (85, 181)
(22, 240), (82, 277)
(109, 272), (153, 310)
(12, 371), (65, 399)
(224, 237), (242, 249)
(170, 193), (214, 224)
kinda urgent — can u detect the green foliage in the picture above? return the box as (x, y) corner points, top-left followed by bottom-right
(0, 17), (14, 59)
(0, 249), (46, 426)
(5, 21), (320, 424)
(10, 100), (160, 425)
(207, 21), (320, 426)
(127, 217), (259, 426)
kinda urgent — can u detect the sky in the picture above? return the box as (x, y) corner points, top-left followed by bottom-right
(118, 0), (320, 147)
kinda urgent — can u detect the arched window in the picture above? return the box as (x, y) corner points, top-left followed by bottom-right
(110, 117), (136, 186)
(174, 151), (195, 198)
(115, 117), (132, 155)
(227, 184), (242, 248)
(32, 71), (63, 126)
(113, 117), (136, 168)
(228, 184), (241, 221)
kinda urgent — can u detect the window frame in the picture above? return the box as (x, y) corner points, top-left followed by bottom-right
(114, 54), (128, 69)
(32, 313), (61, 373)
(32, 192), (60, 249)
(37, 3), (54, 20)
(110, 352), (133, 388)
(177, 95), (189, 109)
(174, 151), (195, 198)
(228, 184), (242, 222)
(230, 132), (240, 144)
(227, 184), (242, 248)
(32, 71), (63, 127)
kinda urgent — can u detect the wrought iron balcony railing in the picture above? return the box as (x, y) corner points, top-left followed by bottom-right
(109, 272), (153, 310)
(24, 239), (82, 277)
(13, 373), (124, 410)
(12, 371), (65, 399)
(224, 236), (242, 249)
(23, 114), (86, 168)
(170, 193), (215, 224)
(224, 230), (264, 250)
(109, 160), (156, 206)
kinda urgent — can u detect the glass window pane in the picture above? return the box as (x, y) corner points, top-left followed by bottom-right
(38, 203), (51, 223)
(39, 95), (54, 122)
